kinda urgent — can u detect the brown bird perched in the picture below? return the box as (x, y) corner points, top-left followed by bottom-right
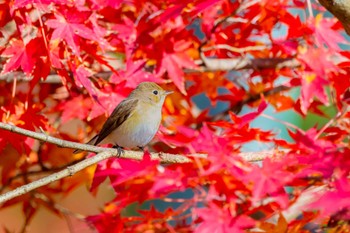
(74, 82), (172, 155)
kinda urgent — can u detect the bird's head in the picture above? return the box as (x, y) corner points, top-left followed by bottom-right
(131, 82), (173, 106)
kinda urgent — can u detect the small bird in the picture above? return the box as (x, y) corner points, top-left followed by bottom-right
(74, 82), (172, 155)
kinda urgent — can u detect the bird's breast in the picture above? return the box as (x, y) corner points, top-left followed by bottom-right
(105, 104), (162, 148)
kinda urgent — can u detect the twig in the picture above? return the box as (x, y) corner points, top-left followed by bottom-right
(261, 113), (302, 132)
(0, 57), (302, 83)
(315, 107), (347, 139)
(0, 150), (118, 203)
(0, 157), (86, 193)
(199, 56), (300, 72)
(0, 122), (274, 203)
(0, 122), (276, 163)
(306, 0), (314, 18)
(0, 122), (204, 163)
(200, 44), (267, 53)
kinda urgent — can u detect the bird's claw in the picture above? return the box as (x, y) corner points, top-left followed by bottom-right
(113, 145), (125, 158)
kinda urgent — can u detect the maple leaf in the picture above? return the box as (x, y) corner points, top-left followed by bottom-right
(110, 152), (159, 187)
(299, 72), (329, 114)
(73, 65), (100, 100)
(138, 205), (175, 220)
(281, 13), (313, 39)
(234, 100), (268, 128)
(0, 3), (11, 27)
(110, 60), (163, 88)
(150, 166), (188, 196)
(158, 49), (196, 95)
(12, 0), (63, 10)
(46, 8), (97, 54)
(191, 123), (232, 154)
(90, 0), (123, 9)
(86, 203), (124, 233)
(195, 203), (255, 233)
(267, 93), (295, 111)
(187, 72), (228, 105)
(190, 0), (224, 17)
(308, 177), (350, 218)
(209, 100), (273, 146)
(257, 214), (288, 233)
(296, 47), (340, 113)
(58, 95), (93, 123)
(298, 47), (338, 78)
(243, 158), (294, 208)
(152, 32), (197, 94)
(154, 3), (187, 24)
(1, 38), (45, 75)
(310, 14), (345, 51)
(0, 128), (34, 155)
(91, 152), (159, 191)
(289, 128), (336, 153)
(209, 100), (267, 130)
(330, 71), (350, 108)
(18, 103), (48, 131)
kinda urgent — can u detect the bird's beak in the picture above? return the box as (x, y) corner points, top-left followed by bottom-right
(165, 91), (173, 95)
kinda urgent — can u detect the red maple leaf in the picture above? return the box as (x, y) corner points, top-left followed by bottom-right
(91, 152), (159, 191)
(290, 128), (336, 154)
(58, 96), (92, 123)
(110, 60), (163, 88)
(90, 0), (123, 9)
(0, 3), (11, 27)
(150, 166), (188, 195)
(12, 0), (63, 10)
(308, 177), (350, 218)
(86, 203), (124, 233)
(158, 47), (197, 94)
(1, 38), (45, 75)
(281, 13), (313, 39)
(73, 65), (100, 99)
(297, 47), (339, 113)
(299, 72), (329, 114)
(310, 14), (345, 51)
(46, 7), (97, 54)
(243, 158), (294, 208)
(196, 203), (255, 233)
(153, 32), (197, 94)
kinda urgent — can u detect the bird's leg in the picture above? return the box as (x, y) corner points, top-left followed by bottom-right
(112, 145), (124, 158)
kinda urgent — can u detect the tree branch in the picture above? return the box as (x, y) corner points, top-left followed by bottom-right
(0, 122), (205, 163)
(199, 56), (300, 71)
(318, 0), (350, 35)
(0, 57), (301, 83)
(0, 122), (273, 203)
(0, 150), (116, 203)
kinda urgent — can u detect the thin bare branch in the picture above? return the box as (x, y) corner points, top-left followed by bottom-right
(0, 122), (206, 163)
(0, 122), (275, 203)
(0, 150), (116, 203)
(200, 44), (267, 53)
(0, 56), (301, 83)
(199, 56), (301, 71)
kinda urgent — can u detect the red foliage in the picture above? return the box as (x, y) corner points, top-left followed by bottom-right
(1, 0), (350, 232)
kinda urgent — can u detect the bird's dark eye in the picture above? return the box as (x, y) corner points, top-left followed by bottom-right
(153, 90), (158, 95)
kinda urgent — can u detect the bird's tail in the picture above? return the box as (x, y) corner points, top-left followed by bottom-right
(73, 134), (99, 154)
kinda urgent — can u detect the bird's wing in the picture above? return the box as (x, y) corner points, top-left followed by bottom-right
(94, 98), (139, 146)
